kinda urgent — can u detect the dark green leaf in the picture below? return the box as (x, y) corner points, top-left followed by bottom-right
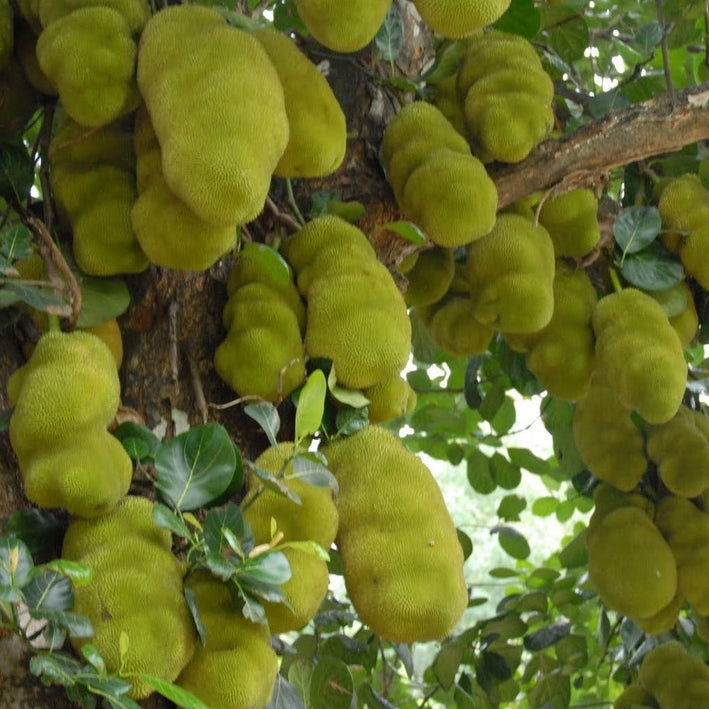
(266, 675), (307, 709)
(153, 504), (193, 540)
(614, 206), (662, 255)
(380, 221), (428, 245)
(241, 242), (291, 287)
(494, 0), (541, 38)
(2, 282), (70, 316)
(203, 503), (251, 555)
(292, 455), (338, 492)
(527, 665), (570, 709)
(467, 449), (496, 494)
(310, 189), (340, 217)
(633, 21), (663, 54)
(183, 586), (206, 646)
(479, 384), (505, 422)
(29, 652), (82, 685)
(241, 592), (267, 624)
(0, 536), (34, 587)
(102, 694), (143, 709)
(620, 240), (684, 291)
(542, 7), (589, 62)
(23, 570), (73, 611)
(555, 634), (588, 669)
(249, 463), (302, 505)
(113, 422), (161, 461)
(0, 141), (34, 203)
(138, 674), (211, 709)
(463, 356), (484, 409)
(524, 621), (572, 651)
(30, 608), (94, 638)
(508, 447), (549, 477)
(421, 41), (467, 84)
(310, 656), (354, 709)
(457, 528), (474, 561)
(375, 3), (403, 61)
(75, 276), (130, 328)
(492, 526), (531, 560)
(356, 682), (397, 709)
(489, 567), (521, 578)
(295, 369), (326, 443)
(588, 88), (630, 118)
(244, 403), (280, 448)
(497, 495), (526, 522)
(1, 224), (33, 262)
(4, 509), (64, 554)
(433, 642), (464, 690)
(491, 454), (521, 490)
(648, 283), (689, 319)
(335, 404), (370, 436)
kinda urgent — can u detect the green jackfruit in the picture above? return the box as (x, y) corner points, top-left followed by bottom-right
(36, 6), (140, 126)
(648, 281), (699, 348)
(457, 31), (554, 163)
(537, 189), (601, 258)
(572, 372), (647, 492)
(177, 573), (277, 709)
(363, 374), (417, 424)
(323, 426), (468, 643)
(633, 588), (684, 636)
(592, 288), (686, 424)
(403, 247), (455, 307)
(137, 5), (289, 226)
(13, 19), (56, 94)
(433, 73), (467, 137)
(293, 0), (393, 53)
(658, 174), (709, 289)
(252, 28), (346, 178)
(0, 0), (13, 66)
(465, 213), (555, 333)
(639, 641), (709, 709)
(63, 496), (197, 698)
(613, 685), (659, 709)
(412, 0), (510, 38)
(8, 331), (132, 517)
(38, 0), (149, 32)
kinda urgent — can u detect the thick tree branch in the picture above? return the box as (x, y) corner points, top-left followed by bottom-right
(490, 83), (709, 209)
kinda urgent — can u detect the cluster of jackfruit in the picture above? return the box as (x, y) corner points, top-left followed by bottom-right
(241, 443), (338, 633)
(214, 256), (307, 403)
(322, 425), (468, 643)
(380, 101), (497, 248)
(177, 573), (278, 709)
(7, 330), (132, 518)
(62, 496), (197, 699)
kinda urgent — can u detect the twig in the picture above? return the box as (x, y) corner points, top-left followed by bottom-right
(187, 350), (209, 424)
(209, 394), (269, 410)
(265, 195), (302, 233)
(168, 300), (179, 387)
(37, 103), (56, 232)
(656, 0), (676, 105)
(285, 178), (306, 227)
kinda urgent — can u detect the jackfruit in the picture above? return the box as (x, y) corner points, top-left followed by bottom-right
(464, 213), (555, 333)
(363, 374), (417, 424)
(633, 588), (684, 636)
(64, 497), (196, 699)
(49, 114), (148, 275)
(658, 174), (709, 290)
(36, 6), (140, 126)
(293, 0), (393, 53)
(572, 372), (647, 492)
(457, 31), (554, 163)
(537, 189), (601, 257)
(251, 28), (346, 178)
(613, 686), (659, 709)
(13, 19), (56, 94)
(592, 288), (686, 424)
(177, 573), (277, 709)
(322, 425), (468, 643)
(412, 0), (511, 38)
(37, 0), (150, 32)
(80, 318), (123, 369)
(655, 496), (709, 616)
(8, 331), (132, 518)
(137, 5), (289, 226)
(402, 247), (455, 307)
(433, 73), (467, 137)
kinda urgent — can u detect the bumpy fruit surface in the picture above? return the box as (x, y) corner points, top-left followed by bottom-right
(63, 496), (197, 699)
(323, 426), (468, 643)
(177, 573), (278, 709)
(363, 374), (417, 424)
(8, 331), (132, 517)
(412, 0), (511, 38)
(537, 188), (601, 257)
(402, 247), (455, 307)
(613, 685), (659, 709)
(137, 4), (289, 226)
(592, 288), (686, 424)
(37, 0), (150, 32)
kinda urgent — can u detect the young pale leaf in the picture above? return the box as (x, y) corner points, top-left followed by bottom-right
(295, 369), (327, 443)
(280, 540), (330, 562)
(620, 240), (684, 291)
(23, 570), (73, 611)
(326, 364), (371, 407)
(325, 199), (366, 224)
(44, 559), (92, 587)
(0, 536), (34, 587)
(244, 403), (280, 447)
(241, 242), (291, 287)
(309, 656), (354, 709)
(75, 276), (131, 328)
(155, 423), (238, 511)
(137, 674), (211, 709)
(492, 526), (531, 560)
(375, 3), (403, 61)
(379, 221), (427, 245)
(292, 455), (338, 492)
(614, 205), (662, 255)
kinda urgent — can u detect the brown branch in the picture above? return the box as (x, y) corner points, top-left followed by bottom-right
(490, 83), (709, 209)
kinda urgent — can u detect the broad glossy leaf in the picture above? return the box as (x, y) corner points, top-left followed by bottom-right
(76, 276), (130, 328)
(138, 674), (211, 709)
(614, 206), (661, 255)
(244, 403), (280, 447)
(241, 242), (291, 286)
(0, 536), (33, 587)
(309, 656), (354, 709)
(295, 369), (326, 443)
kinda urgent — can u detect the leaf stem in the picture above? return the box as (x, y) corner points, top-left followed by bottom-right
(609, 268), (624, 294)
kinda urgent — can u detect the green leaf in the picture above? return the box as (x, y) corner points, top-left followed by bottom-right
(433, 642), (464, 690)
(183, 586), (206, 646)
(335, 404), (370, 436)
(266, 675), (307, 709)
(532, 496), (558, 517)
(464, 356), (484, 409)
(492, 526), (531, 560)
(542, 6), (589, 62)
(494, 0), (541, 38)
(380, 220), (428, 245)
(324, 199), (366, 224)
(30, 608), (94, 638)
(4, 508), (64, 554)
(497, 495), (527, 522)
(292, 454), (338, 492)
(81, 644), (105, 672)
(479, 384), (505, 422)
(524, 621), (572, 651)
(356, 683), (397, 709)
(508, 447), (549, 477)
(0, 140), (34, 203)
(527, 664), (570, 709)
(2, 281), (70, 316)
(155, 423), (239, 511)
(241, 242), (291, 286)
(491, 454), (521, 490)
(375, 3), (403, 61)
(555, 498), (575, 522)
(76, 276), (131, 328)
(43, 559), (92, 587)
(244, 402), (281, 448)
(138, 674), (212, 709)
(620, 240), (684, 291)
(23, 570), (73, 611)
(309, 655), (354, 709)
(153, 504), (193, 540)
(467, 449), (496, 494)
(113, 422), (161, 461)
(647, 283), (689, 319)
(555, 634), (588, 669)
(29, 652), (82, 685)
(1, 224), (33, 263)
(633, 21), (663, 54)
(0, 536), (34, 587)
(457, 528), (474, 561)
(421, 40), (467, 84)
(249, 462), (302, 505)
(245, 550), (291, 585)
(295, 369), (327, 443)
(203, 503), (251, 555)
(614, 206), (662, 255)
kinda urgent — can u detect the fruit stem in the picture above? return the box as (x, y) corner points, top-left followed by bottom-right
(609, 268), (624, 294)
(47, 315), (61, 333)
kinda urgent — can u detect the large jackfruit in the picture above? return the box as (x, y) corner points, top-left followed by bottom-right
(412, 0), (511, 39)
(8, 331), (132, 518)
(464, 213), (555, 333)
(137, 5), (289, 226)
(241, 443), (337, 633)
(402, 246), (455, 308)
(592, 288), (686, 424)
(251, 28), (346, 178)
(63, 496), (197, 699)
(505, 261), (596, 400)
(456, 31), (554, 163)
(49, 114), (148, 275)
(37, 0), (150, 32)
(537, 188), (601, 258)
(380, 102), (497, 247)
(177, 573), (278, 709)
(613, 685), (659, 709)
(293, 0), (392, 53)
(658, 174), (709, 290)
(322, 426), (468, 643)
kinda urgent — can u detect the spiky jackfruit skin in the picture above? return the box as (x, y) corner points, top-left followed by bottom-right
(81, 318), (123, 369)
(137, 5), (289, 226)
(633, 588), (684, 636)
(537, 189), (601, 257)
(49, 115), (148, 275)
(464, 213), (555, 333)
(37, 0), (149, 33)
(433, 74), (467, 137)
(639, 641), (709, 709)
(403, 247), (455, 307)
(413, 0), (510, 38)
(251, 28), (346, 178)
(293, 0), (392, 53)
(655, 496), (709, 616)
(322, 426), (468, 643)
(8, 331), (132, 518)
(646, 407), (709, 498)
(457, 31), (554, 163)
(380, 102), (497, 247)
(363, 374), (417, 424)
(592, 288), (686, 425)
(505, 262), (596, 400)
(36, 7), (139, 126)
(572, 372), (647, 492)
(613, 685), (659, 709)
(177, 574), (277, 709)
(658, 174), (709, 290)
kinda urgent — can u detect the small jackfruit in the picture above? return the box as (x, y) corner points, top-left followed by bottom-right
(403, 247), (455, 307)
(363, 374), (417, 424)
(137, 5), (289, 226)
(592, 288), (686, 424)
(412, 0), (511, 38)
(251, 28), (346, 178)
(613, 685), (659, 709)
(465, 213), (555, 333)
(537, 189), (601, 257)
(433, 73), (467, 137)
(293, 0), (393, 53)
(64, 496), (197, 699)
(322, 426), (468, 643)
(80, 318), (123, 369)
